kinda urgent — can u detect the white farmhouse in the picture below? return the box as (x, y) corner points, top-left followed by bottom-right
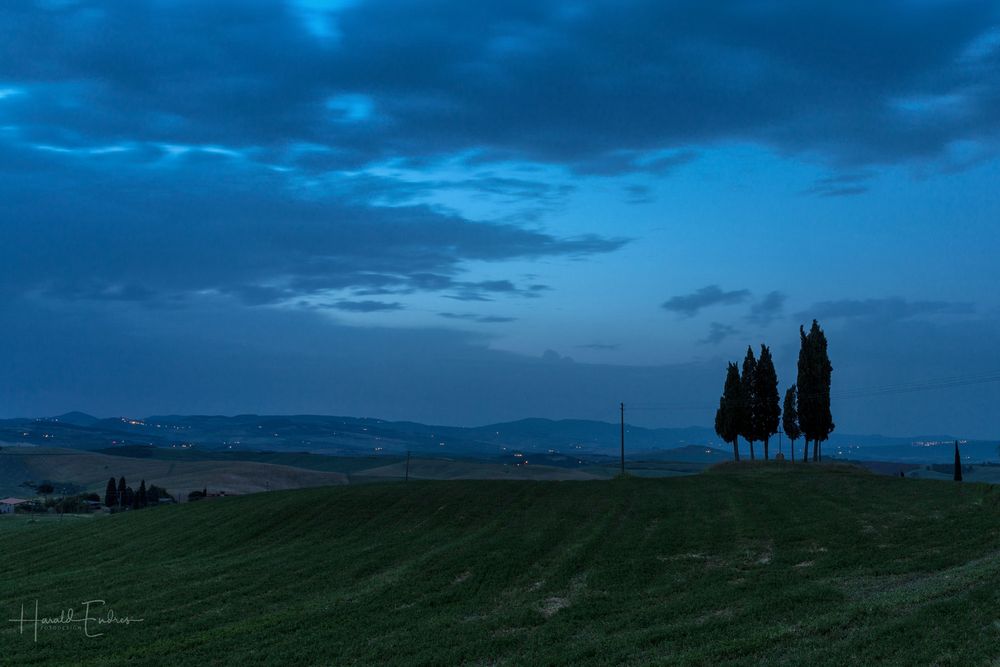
(0, 497), (29, 514)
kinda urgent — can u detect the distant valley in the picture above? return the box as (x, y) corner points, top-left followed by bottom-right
(1, 412), (997, 500)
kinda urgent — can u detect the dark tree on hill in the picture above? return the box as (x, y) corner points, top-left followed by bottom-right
(125, 486), (135, 509)
(117, 476), (127, 508)
(797, 320), (834, 461)
(715, 362), (743, 461)
(138, 480), (147, 508)
(755, 345), (781, 460)
(740, 346), (759, 460)
(782, 385), (801, 463)
(149, 484), (169, 504)
(104, 477), (118, 508)
(954, 441), (963, 482)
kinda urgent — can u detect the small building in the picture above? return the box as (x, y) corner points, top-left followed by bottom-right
(1, 497), (30, 514)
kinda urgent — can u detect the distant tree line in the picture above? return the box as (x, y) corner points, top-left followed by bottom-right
(104, 476), (171, 510)
(715, 319), (834, 462)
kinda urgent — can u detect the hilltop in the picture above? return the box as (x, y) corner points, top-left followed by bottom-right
(2, 466), (998, 664)
(0, 413), (718, 458)
(3, 412), (992, 465)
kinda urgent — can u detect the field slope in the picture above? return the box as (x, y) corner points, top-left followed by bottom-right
(2, 465), (999, 665)
(0, 447), (348, 498)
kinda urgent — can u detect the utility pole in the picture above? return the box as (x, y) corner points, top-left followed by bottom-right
(620, 402), (625, 476)
(405, 450), (411, 482)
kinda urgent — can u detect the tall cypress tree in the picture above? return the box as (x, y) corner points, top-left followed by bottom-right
(954, 441), (963, 481)
(755, 345), (781, 460)
(740, 346), (758, 461)
(810, 320), (834, 460)
(138, 480), (148, 508)
(797, 320), (834, 461)
(715, 362), (743, 461)
(104, 477), (118, 508)
(782, 385), (801, 463)
(796, 325), (814, 462)
(117, 476), (127, 508)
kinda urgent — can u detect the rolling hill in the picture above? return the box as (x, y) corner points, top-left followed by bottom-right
(2, 466), (998, 665)
(0, 447), (348, 498)
(4, 413), (995, 467)
(0, 412), (725, 458)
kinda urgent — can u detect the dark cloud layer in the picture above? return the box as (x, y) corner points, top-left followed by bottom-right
(0, 143), (623, 307)
(2, 1), (999, 173)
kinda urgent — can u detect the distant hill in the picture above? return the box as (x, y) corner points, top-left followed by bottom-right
(1, 413), (995, 465)
(0, 413), (723, 459)
(53, 411), (101, 427)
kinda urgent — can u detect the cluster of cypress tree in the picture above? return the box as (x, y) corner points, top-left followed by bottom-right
(715, 319), (833, 462)
(715, 344), (780, 460)
(104, 476), (166, 510)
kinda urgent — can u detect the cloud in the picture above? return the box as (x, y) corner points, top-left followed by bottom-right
(1, 1), (999, 178)
(576, 343), (620, 351)
(746, 291), (787, 326)
(623, 184), (654, 205)
(700, 322), (740, 345)
(0, 143), (623, 308)
(438, 312), (516, 323)
(798, 297), (976, 322)
(331, 300), (403, 313)
(803, 173), (873, 197)
(662, 285), (751, 317)
(444, 279), (553, 302)
(541, 349), (575, 364)
(570, 150), (698, 176)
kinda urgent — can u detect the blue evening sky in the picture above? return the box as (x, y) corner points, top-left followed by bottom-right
(2, 1), (999, 437)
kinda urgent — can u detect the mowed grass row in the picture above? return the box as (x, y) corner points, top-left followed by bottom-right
(2, 465), (1000, 665)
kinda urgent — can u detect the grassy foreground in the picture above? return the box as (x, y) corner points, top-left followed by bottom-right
(2, 465), (999, 665)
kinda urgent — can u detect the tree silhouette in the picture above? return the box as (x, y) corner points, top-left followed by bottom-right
(954, 441), (963, 482)
(782, 385), (801, 463)
(138, 480), (148, 508)
(740, 346), (758, 460)
(755, 345), (781, 460)
(117, 476), (127, 508)
(104, 477), (118, 508)
(715, 362), (743, 461)
(797, 320), (834, 461)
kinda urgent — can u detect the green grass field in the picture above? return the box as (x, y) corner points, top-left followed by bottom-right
(2, 464), (999, 665)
